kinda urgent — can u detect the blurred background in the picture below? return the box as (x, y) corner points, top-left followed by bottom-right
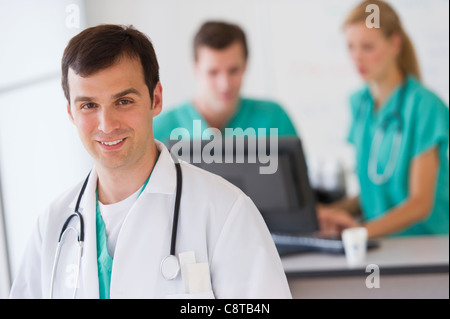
(0, 0), (448, 298)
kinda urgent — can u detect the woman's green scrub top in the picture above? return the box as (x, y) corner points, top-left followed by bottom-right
(348, 75), (449, 236)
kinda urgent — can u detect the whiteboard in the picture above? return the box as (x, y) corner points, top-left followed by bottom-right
(86, 0), (449, 194)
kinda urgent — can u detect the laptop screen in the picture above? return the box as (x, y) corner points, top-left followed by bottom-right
(167, 137), (319, 234)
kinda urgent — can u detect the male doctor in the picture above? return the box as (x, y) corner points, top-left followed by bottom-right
(9, 24), (291, 299)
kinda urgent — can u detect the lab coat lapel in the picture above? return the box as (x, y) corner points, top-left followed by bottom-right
(64, 141), (177, 298)
(143, 140), (177, 195)
(110, 141), (179, 298)
(67, 168), (100, 298)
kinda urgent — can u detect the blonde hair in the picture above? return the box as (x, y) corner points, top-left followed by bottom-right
(343, 0), (421, 81)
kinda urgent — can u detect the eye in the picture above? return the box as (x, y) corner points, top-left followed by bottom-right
(362, 43), (374, 52)
(229, 67), (240, 75)
(208, 70), (218, 77)
(81, 102), (96, 110)
(117, 99), (133, 106)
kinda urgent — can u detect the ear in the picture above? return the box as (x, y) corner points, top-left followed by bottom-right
(242, 59), (248, 73)
(192, 59), (200, 77)
(151, 82), (163, 117)
(391, 32), (402, 57)
(67, 103), (75, 124)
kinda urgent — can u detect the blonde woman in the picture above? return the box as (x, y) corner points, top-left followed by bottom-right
(318, 0), (449, 238)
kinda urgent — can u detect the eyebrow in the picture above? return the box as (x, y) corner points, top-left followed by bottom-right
(112, 88), (141, 99)
(73, 88), (141, 104)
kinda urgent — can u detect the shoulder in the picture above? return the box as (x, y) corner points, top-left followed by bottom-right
(178, 160), (257, 216)
(350, 86), (367, 102)
(349, 85), (368, 109)
(46, 177), (87, 215)
(179, 161), (245, 200)
(345, 85), (368, 123)
(241, 97), (287, 113)
(153, 102), (194, 143)
(240, 97), (294, 124)
(155, 102), (192, 122)
(177, 161), (264, 244)
(239, 97), (297, 136)
(405, 76), (448, 112)
(33, 176), (89, 236)
(400, 77), (449, 130)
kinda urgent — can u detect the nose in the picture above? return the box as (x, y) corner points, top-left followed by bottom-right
(351, 47), (363, 64)
(217, 73), (232, 92)
(97, 107), (120, 134)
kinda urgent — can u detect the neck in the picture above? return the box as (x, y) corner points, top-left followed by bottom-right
(369, 67), (404, 109)
(96, 143), (158, 205)
(193, 96), (238, 130)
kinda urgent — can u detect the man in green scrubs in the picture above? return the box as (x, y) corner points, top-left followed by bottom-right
(153, 21), (298, 144)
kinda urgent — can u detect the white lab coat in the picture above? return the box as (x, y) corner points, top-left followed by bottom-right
(9, 140), (292, 299)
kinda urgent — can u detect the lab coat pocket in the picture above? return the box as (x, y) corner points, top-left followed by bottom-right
(186, 263), (211, 294)
(165, 262), (214, 299)
(165, 290), (215, 299)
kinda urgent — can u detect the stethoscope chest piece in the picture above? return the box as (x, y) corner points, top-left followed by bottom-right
(160, 255), (180, 280)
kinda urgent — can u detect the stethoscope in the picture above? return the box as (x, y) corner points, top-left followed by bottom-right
(50, 162), (183, 298)
(362, 81), (407, 185)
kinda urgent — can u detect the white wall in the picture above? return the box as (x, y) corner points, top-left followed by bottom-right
(0, 174), (9, 298)
(84, 0), (449, 194)
(0, 0), (91, 297)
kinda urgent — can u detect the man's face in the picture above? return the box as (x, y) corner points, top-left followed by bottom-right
(67, 56), (162, 172)
(194, 41), (247, 112)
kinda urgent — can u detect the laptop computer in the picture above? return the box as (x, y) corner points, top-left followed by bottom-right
(167, 136), (379, 256)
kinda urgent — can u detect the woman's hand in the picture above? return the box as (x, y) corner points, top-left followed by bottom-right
(316, 204), (359, 235)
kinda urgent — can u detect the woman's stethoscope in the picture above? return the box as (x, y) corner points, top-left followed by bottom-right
(50, 162), (183, 298)
(362, 81), (407, 185)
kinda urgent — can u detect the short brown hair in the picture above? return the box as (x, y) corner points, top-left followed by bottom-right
(61, 24), (160, 103)
(193, 21), (248, 60)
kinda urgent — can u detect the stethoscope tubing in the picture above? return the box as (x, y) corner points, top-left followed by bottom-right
(50, 162), (183, 298)
(171, 162), (182, 256)
(361, 81), (407, 185)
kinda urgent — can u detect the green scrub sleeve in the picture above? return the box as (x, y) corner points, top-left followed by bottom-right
(412, 93), (449, 159)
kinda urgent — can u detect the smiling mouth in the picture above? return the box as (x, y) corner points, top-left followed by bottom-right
(100, 138), (124, 146)
(97, 138), (127, 150)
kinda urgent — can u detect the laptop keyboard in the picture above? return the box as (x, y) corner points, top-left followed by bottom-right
(271, 232), (345, 255)
(271, 232), (380, 256)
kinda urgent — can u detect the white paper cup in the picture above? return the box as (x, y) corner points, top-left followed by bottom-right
(342, 227), (368, 267)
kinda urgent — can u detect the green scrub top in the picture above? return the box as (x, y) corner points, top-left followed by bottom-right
(348, 75), (449, 236)
(95, 157), (156, 299)
(153, 97), (298, 145)
(95, 196), (112, 299)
